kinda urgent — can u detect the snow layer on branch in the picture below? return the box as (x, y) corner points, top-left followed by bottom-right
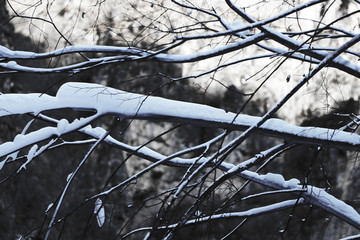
(263, 173), (300, 188)
(0, 46), (35, 59)
(0, 82), (360, 153)
(18, 144), (38, 171)
(0, 115), (97, 158)
(57, 119), (69, 134)
(224, 168), (360, 229)
(0, 45), (144, 60)
(94, 198), (105, 227)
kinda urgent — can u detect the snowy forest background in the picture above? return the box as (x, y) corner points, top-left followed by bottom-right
(0, 0), (360, 239)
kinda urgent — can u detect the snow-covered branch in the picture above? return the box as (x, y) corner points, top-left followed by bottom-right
(225, 0), (360, 78)
(1, 82), (359, 159)
(122, 198), (306, 238)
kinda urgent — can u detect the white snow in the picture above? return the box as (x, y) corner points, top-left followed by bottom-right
(6, 61), (17, 67)
(264, 172), (286, 185)
(66, 172), (73, 182)
(0, 115), (97, 159)
(94, 198), (105, 227)
(57, 118), (69, 135)
(0, 45), (144, 60)
(260, 173), (301, 189)
(306, 186), (360, 225)
(286, 178), (301, 188)
(57, 119), (69, 134)
(45, 203), (54, 213)
(0, 45), (15, 57)
(27, 144), (38, 161)
(18, 144), (38, 171)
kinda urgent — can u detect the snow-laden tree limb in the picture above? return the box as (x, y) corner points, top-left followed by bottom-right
(122, 198), (306, 238)
(1, 0), (359, 79)
(225, 0), (360, 78)
(0, 33), (268, 73)
(0, 112), (99, 157)
(0, 82), (359, 159)
(0, 32), (359, 76)
(233, 170), (360, 230)
(0, 45), (145, 60)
